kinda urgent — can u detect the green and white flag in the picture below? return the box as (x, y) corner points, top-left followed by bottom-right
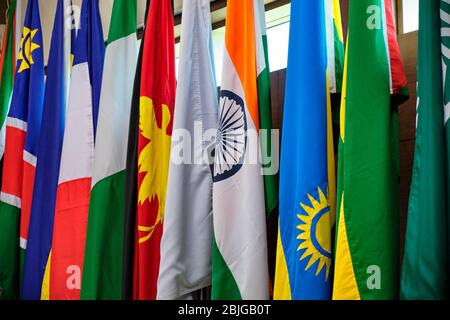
(81, 0), (138, 300)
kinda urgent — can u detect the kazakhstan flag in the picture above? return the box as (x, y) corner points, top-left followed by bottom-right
(274, 0), (341, 300)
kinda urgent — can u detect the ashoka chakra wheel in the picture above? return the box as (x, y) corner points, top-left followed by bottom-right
(213, 90), (248, 182)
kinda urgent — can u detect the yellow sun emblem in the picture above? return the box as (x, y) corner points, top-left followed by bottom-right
(297, 186), (332, 279)
(17, 27), (41, 73)
(137, 97), (172, 244)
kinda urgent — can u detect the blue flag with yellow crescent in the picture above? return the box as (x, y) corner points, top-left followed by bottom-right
(274, 0), (336, 300)
(21, 0), (73, 300)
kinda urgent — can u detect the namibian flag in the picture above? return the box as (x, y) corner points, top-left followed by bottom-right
(22, 0), (74, 300)
(274, 0), (341, 300)
(0, 0), (44, 300)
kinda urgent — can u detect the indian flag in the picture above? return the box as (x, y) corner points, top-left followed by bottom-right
(212, 0), (269, 300)
(81, 0), (138, 300)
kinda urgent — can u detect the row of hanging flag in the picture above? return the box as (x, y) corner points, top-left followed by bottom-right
(0, 0), (447, 300)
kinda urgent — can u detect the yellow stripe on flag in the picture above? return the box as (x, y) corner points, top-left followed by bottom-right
(332, 0), (344, 42)
(339, 43), (349, 142)
(332, 196), (360, 300)
(40, 250), (52, 300)
(326, 72), (336, 224)
(273, 226), (292, 300)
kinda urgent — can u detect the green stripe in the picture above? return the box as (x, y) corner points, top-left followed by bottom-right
(0, 0), (16, 133)
(107, 0), (137, 44)
(333, 23), (344, 93)
(258, 35), (278, 216)
(0, 202), (20, 300)
(81, 171), (126, 300)
(211, 237), (241, 300)
(341, 0), (398, 299)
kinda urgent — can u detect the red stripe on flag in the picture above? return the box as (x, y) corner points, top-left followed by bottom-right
(385, 0), (408, 94)
(50, 177), (91, 300)
(20, 161), (37, 243)
(1, 126), (26, 198)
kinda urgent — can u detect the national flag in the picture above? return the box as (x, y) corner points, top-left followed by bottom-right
(123, 26), (146, 302)
(21, 0), (74, 300)
(332, 0), (408, 300)
(123, 1), (151, 299)
(0, 0), (16, 168)
(157, 0), (218, 300)
(255, 0), (277, 216)
(211, 0), (269, 300)
(273, 0), (337, 300)
(49, 0), (105, 300)
(400, 0), (447, 300)
(81, 0), (138, 300)
(326, 0), (344, 95)
(0, 0), (44, 300)
(132, 0), (176, 300)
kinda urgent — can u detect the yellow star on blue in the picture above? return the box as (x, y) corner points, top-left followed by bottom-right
(17, 27), (40, 73)
(296, 186), (332, 279)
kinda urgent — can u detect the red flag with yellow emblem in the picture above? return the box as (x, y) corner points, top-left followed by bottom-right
(133, 0), (175, 300)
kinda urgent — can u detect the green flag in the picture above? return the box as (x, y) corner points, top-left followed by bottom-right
(400, 0), (447, 300)
(81, 0), (138, 300)
(332, 0), (408, 300)
(0, 0), (16, 161)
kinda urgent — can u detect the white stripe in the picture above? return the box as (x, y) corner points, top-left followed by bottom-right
(6, 117), (27, 131)
(92, 35), (138, 186)
(0, 89), (13, 158)
(23, 150), (37, 166)
(58, 62), (95, 184)
(64, 0), (73, 108)
(382, 0), (394, 94)
(325, 0), (337, 93)
(0, 192), (21, 208)
(442, 44), (450, 60)
(441, 27), (450, 37)
(444, 102), (450, 125)
(441, 9), (450, 25)
(20, 237), (27, 250)
(443, 0), (450, 5)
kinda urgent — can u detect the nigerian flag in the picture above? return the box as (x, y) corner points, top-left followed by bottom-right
(332, 0), (408, 300)
(81, 0), (138, 300)
(400, 0), (447, 300)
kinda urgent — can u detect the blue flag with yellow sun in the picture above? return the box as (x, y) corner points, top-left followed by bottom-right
(274, 0), (336, 300)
